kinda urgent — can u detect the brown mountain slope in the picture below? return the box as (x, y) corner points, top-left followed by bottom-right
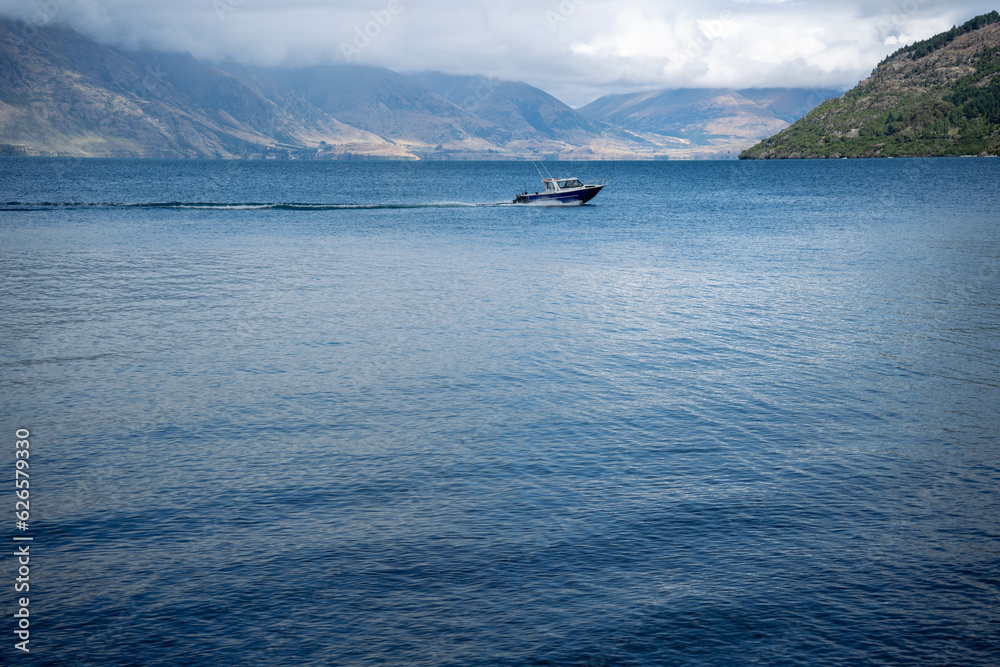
(0, 20), (408, 158)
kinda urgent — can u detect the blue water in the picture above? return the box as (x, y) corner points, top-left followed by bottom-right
(2, 157), (999, 666)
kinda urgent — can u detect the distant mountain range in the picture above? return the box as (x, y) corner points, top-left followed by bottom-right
(0, 22), (410, 160)
(578, 87), (842, 148)
(0, 18), (836, 160)
(741, 11), (1000, 158)
(406, 71), (676, 157)
(235, 65), (674, 159)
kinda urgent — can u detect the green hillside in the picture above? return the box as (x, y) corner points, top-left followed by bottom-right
(740, 11), (1000, 159)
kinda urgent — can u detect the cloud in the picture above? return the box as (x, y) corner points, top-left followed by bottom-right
(2, 0), (996, 106)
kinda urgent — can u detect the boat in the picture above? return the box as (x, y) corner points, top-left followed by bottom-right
(512, 163), (608, 204)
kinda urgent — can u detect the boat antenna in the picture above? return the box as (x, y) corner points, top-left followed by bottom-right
(532, 160), (554, 180)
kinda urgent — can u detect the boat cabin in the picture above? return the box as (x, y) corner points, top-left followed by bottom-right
(543, 178), (585, 191)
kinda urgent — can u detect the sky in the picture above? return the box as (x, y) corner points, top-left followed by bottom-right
(3, 0), (997, 106)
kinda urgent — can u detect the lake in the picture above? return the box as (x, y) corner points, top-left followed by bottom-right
(2, 157), (999, 665)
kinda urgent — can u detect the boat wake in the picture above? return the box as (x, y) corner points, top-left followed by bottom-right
(0, 200), (517, 211)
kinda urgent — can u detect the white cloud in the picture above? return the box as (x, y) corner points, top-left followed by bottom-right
(1, 0), (996, 105)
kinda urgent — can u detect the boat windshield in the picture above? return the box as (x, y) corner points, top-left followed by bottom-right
(557, 179), (583, 188)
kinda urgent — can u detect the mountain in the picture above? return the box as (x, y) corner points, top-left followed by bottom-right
(239, 67), (683, 159)
(0, 19), (678, 160)
(2, 17), (831, 160)
(740, 11), (1000, 159)
(737, 88), (847, 124)
(0, 19), (407, 158)
(578, 87), (843, 151)
(408, 71), (677, 156)
(236, 64), (501, 156)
